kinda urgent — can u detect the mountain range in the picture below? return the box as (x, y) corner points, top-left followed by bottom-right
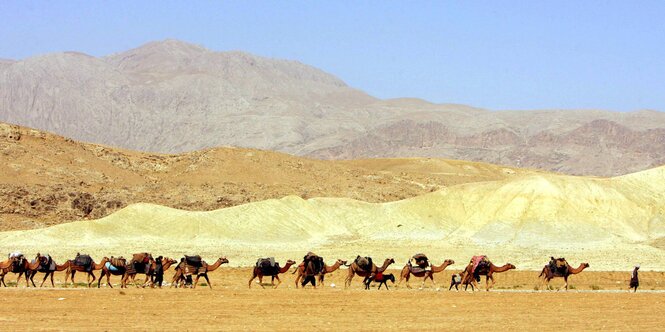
(1, 39), (664, 176)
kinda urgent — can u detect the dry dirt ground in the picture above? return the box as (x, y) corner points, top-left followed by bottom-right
(2, 269), (664, 330)
(0, 122), (539, 230)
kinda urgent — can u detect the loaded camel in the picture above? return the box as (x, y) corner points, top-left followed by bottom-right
(0, 257), (13, 286)
(248, 259), (296, 289)
(293, 259), (348, 288)
(171, 257), (229, 289)
(4, 254), (33, 287)
(461, 256), (516, 291)
(344, 257), (395, 288)
(397, 259), (455, 289)
(0, 255), (26, 287)
(27, 254), (71, 287)
(539, 260), (589, 291)
(97, 256), (128, 288)
(119, 253), (155, 288)
(65, 255), (109, 288)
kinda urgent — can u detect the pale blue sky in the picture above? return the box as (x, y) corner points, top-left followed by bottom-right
(1, 1), (664, 111)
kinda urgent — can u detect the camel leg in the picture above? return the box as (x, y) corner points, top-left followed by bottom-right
(274, 275), (281, 289)
(50, 272), (55, 287)
(88, 272), (96, 288)
(40, 272), (49, 287)
(204, 274), (212, 289)
(563, 276), (568, 291)
(294, 273), (301, 289)
(69, 271), (76, 287)
(405, 274), (412, 289)
(107, 272), (114, 288)
(248, 276), (255, 289)
(97, 271), (103, 288)
(193, 274), (200, 289)
(255, 275), (264, 288)
(319, 274), (325, 287)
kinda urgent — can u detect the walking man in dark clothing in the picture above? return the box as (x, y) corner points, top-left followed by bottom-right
(629, 264), (640, 292)
(154, 256), (164, 288)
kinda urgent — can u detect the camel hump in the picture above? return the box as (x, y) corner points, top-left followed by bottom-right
(354, 256), (373, 271)
(185, 255), (203, 267)
(410, 253), (429, 268)
(256, 257), (280, 275)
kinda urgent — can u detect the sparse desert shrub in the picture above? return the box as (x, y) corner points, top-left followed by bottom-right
(568, 285), (576, 290)
(590, 285), (601, 290)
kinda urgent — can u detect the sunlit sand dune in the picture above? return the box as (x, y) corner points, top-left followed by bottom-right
(1, 166), (663, 270)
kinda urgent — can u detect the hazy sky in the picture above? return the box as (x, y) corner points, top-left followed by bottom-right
(1, 1), (664, 111)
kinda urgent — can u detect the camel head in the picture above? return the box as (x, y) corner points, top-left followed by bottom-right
(285, 259), (297, 266)
(582, 263), (590, 268)
(165, 257), (177, 265)
(444, 259), (455, 265)
(219, 257), (230, 264)
(337, 259), (348, 266)
(100, 257), (110, 264)
(506, 263), (516, 270)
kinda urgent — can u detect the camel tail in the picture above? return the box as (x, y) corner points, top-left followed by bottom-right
(538, 268), (545, 278)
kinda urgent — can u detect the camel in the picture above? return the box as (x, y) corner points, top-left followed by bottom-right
(0, 256), (19, 287)
(25, 254), (70, 287)
(539, 262), (590, 291)
(5, 255), (33, 287)
(171, 257), (229, 289)
(293, 259), (348, 288)
(65, 256), (109, 288)
(28, 259), (70, 288)
(461, 259), (516, 291)
(119, 253), (155, 288)
(97, 257), (128, 288)
(248, 259), (296, 289)
(344, 257), (395, 288)
(397, 259), (455, 289)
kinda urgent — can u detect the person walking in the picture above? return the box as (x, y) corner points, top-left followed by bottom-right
(629, 264), (640, 292)
(154, 256), (164, 288)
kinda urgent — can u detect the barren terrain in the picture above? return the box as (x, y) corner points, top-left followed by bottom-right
(1, 269), (664, 330)
(2, 39), (665, 176)
(0, 122), (537, 229)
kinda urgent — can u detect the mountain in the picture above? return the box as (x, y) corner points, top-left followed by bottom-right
(1, 39), (665, 176)
(1, 164), (663, 269)
(0, 122), (536, 230)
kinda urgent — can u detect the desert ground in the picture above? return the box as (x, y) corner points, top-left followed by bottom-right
(1, 268), (664, 330)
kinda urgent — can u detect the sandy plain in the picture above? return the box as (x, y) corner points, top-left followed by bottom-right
(2, 268), (664, 330)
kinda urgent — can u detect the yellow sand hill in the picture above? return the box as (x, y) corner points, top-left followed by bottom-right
(1, 165), (663, 270)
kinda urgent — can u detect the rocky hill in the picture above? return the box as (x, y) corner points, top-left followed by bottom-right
(0, 122), (535, 230)
(1, 39), (665, 176)
(1, 164), (663, 269)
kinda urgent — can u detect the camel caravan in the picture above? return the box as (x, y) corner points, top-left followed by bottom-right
(0, 251), (605, 291)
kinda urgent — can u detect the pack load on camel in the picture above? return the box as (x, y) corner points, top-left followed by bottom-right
(302, 252), (324, 276)
(126, 253), (153, 275)
(73, 253), (94, 272)
(408, 253), (430, 273)
(106, 256), (127, 273)
(9, 251), (24, 269)
(354, 256), (374, 272)
(548, 257), (568, 275)
(256, 257), (280, 275)
(180, 255), (206, 276)
(470, 255), (490, 282)
(36, 254), (55, 272)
